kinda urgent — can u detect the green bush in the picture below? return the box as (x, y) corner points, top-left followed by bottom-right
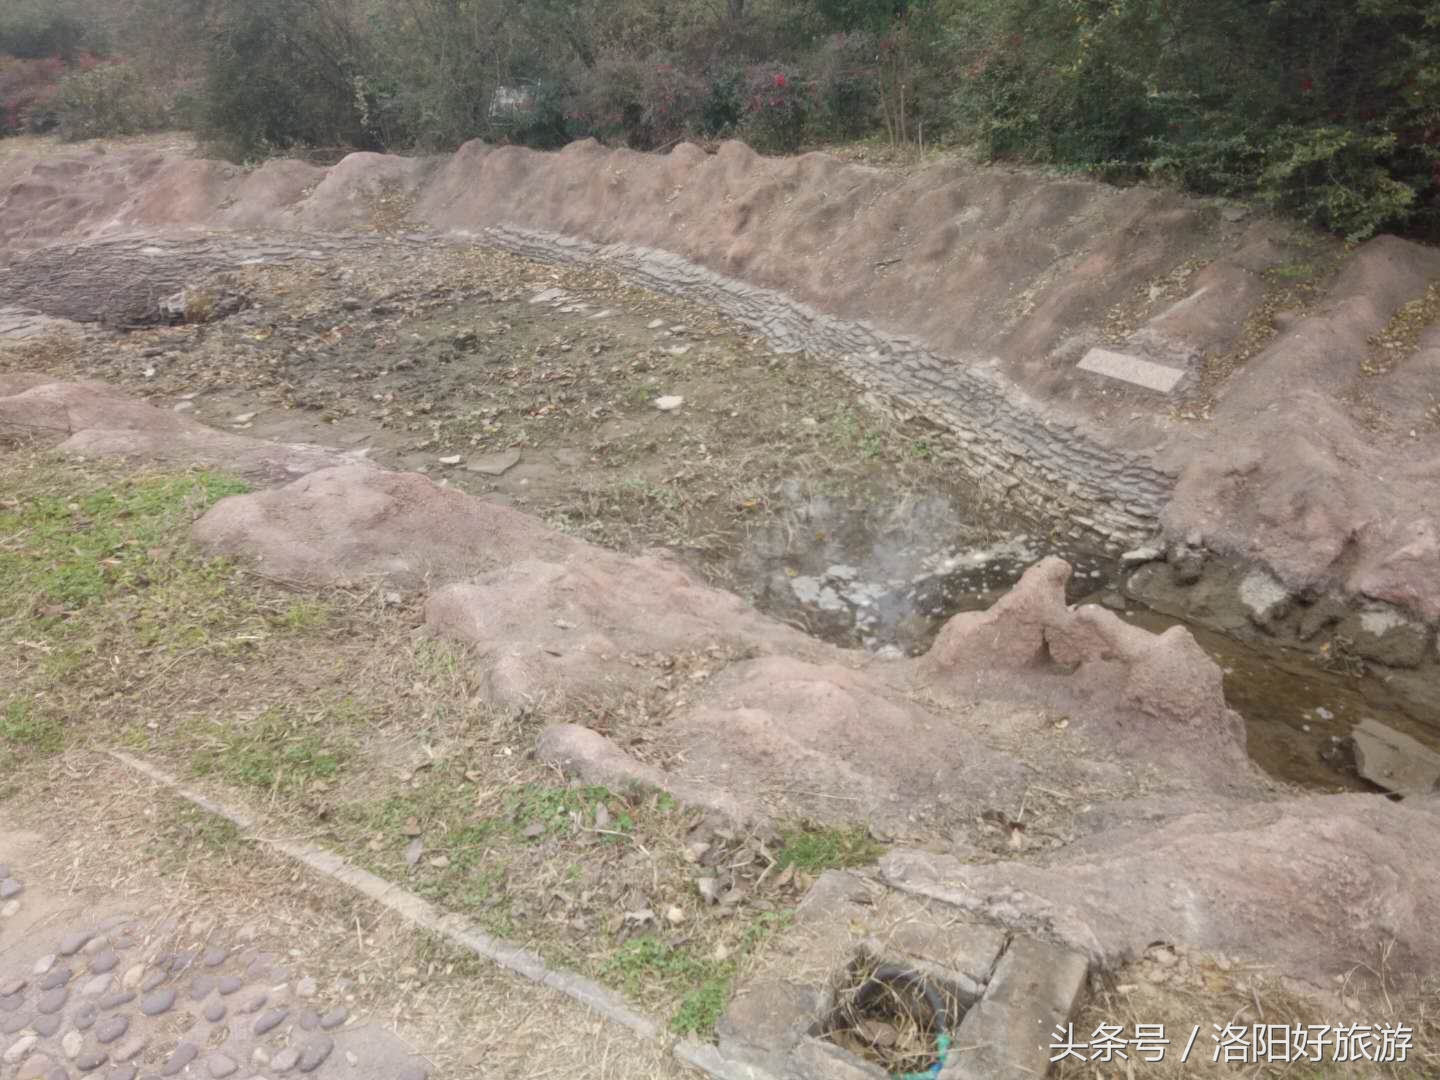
(812, 32), (879, 137)
(699, 67), (745, 136)
(199, 0), (377, 161)
(0, 6), (90, 61)
(51, 63), (163, 141)
(140, 0), (1439, 239)
(943, 0), (1440, 239)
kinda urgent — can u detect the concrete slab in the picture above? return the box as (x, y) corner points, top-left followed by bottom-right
(940, 937), (1089, 1080)
(1077, 347), (1185, 393)
(707, 872), (1010, 1080)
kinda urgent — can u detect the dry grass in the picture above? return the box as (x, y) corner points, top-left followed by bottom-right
(0, 446), (883, 1039)
(820, 952), (965, 1075)
(1363, 281), (1440, 378)
(2, 759), (698, 1079)
(1056, 945), (1440, 1080)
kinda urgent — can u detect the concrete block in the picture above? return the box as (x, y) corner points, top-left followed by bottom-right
(940, 938), (1089, 1080)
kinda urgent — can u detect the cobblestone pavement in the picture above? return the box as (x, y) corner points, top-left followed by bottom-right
(0, 854), (430, 1080)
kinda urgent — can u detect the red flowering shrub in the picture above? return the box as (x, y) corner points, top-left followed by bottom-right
(740, 65), (815, 152)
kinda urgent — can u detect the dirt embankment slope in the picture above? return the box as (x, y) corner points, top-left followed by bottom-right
(2, 137), (1439, 627)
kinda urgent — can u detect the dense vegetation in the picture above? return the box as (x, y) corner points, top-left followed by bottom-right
(1, 0), (1437, 240)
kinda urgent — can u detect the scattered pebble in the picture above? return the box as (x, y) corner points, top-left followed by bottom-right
(654, 395), (684, 412)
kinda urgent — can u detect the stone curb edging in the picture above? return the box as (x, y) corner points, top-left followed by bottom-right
(107, 751), (663, 1044)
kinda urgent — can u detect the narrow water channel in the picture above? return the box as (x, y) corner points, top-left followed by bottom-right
(729, 487), (1432, 793)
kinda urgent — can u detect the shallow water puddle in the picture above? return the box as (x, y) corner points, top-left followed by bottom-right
(732, 489), (1435, 793)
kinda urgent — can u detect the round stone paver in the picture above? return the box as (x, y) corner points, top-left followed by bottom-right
(319, 1006), (348, 1030)
(269, 1047), (300, 1073)
(73, 1003), (100, 1030)
(62, 1031), (83, 1059)
(0, 977), (26, 996)
(216, 976), (243, 996)
(33, 956), (55, 976)
(57, 932), (93, 957)
(0, 878), (23, 900)
(98, 990), (135, 1011)
(0, 992), (20, 1012)
(203, 1000), (225, 1023)
(110, 1035), (146, 1063)
(201, 948), (228, 968)
(16, 1053), (54, 1080)
(297, 1036), (333, 1073)
(36, 988), (68, 1014)
(235, 992), (266, 1014)
(139, 971), (166, 993)
(1, 1012), (31, 1035)
(81, 974), (113, 997)
(119, 966), (144, 992)
(94, 1015), (129, 1044)
(189, 975), (215, 1001)
(206, 1052), (238, 1078)
(252, 1008), (287, 1036)
(4, 1034), (39, 1064)
(140, 988), (176, 1016)
(295, 977), (317, 999)
(76, 1048), (108, 1072)
(160, 1041), (198, 1076)
(298, 1009), (319, 1031)
(106, 1067), (137, 1080)
(32, 1013), (62, 1037)
(88, 952), (119, 976)
(38, 967), (73, 991)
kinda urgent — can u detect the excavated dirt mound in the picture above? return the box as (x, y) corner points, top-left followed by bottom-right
(193, 464), (573, 589)
(0, 375), (363, 480)
(9, 375), (1439, 983)
(188, 454), (1263, 824)
(3, 137), (1438, 627)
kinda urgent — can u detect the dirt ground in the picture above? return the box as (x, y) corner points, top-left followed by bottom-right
(5, 134), (1440, 1080)
(0, 237), (1010, 620)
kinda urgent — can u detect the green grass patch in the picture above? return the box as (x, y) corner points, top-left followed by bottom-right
(191, 706), (349, 794)
(0, 696), (64, 754)
(608, 910), (793, 1036)
(0, 696), (64, 771)
(672, 978), (732, 1036)
(776, 823), (885, 872)
(146, 799), (247, 874)
(0, 471), (249, 613)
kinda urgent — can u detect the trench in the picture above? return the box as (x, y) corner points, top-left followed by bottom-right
(5, 230), (1434, 798)
(723, 484), (1429, 794)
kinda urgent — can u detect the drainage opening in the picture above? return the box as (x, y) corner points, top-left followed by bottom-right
(816, 954), (970, 1078)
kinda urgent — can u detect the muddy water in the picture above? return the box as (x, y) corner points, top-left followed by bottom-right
(731, 487), (1431, 793)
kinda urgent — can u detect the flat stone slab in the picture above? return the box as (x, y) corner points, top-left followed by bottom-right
(1351, 717), (1440, 796)
(466, 449), (521, 476)
(1077, 347), (1185, 393)
(940, 937), (1089, 1080)
(710, 871), (1008, 1080)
